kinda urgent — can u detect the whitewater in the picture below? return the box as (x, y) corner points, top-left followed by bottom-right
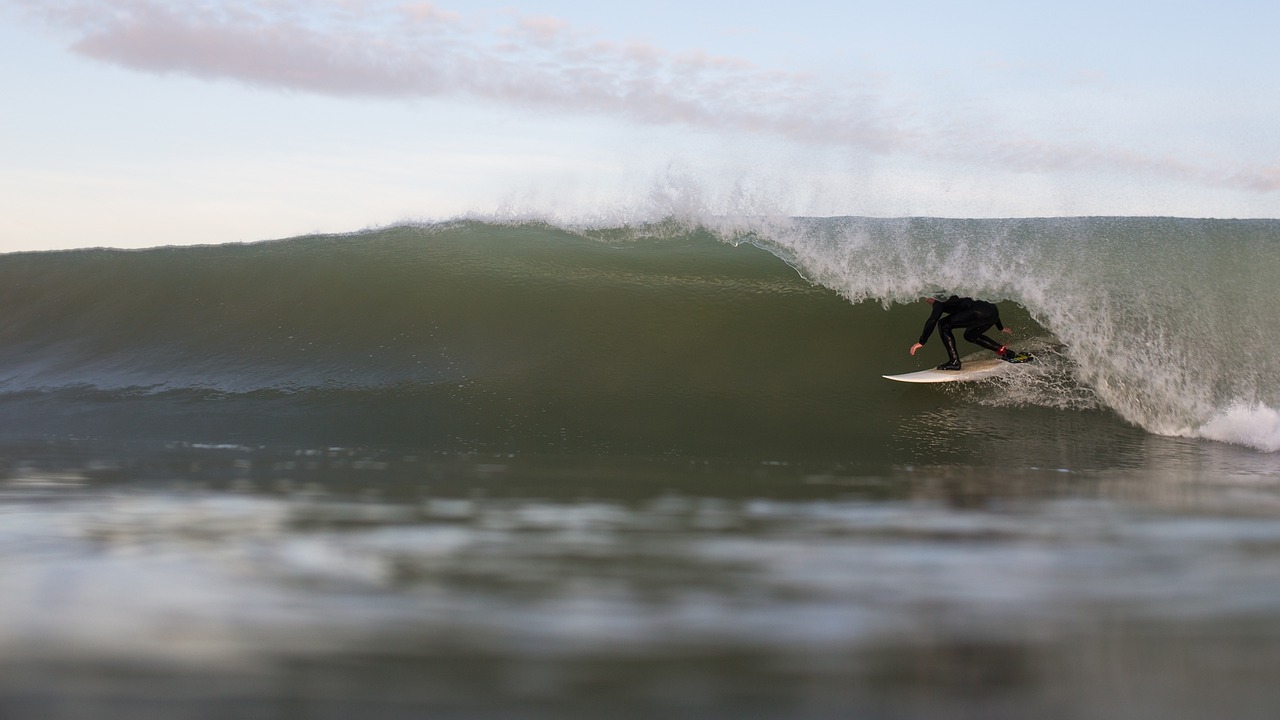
(728, 215), (1280, 452)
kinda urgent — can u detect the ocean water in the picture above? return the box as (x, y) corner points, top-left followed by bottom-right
(2, 217), (1280, 718)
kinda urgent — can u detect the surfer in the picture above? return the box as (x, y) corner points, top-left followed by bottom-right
(909, 295), (1022, 371)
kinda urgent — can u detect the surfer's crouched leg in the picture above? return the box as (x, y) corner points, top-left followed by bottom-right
(938, 322), (963, 370)
(964, 326), (1002, 353)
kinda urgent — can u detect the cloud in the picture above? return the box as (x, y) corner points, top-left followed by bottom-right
(511, 14), (571, 47)
(1232, 165), (1280, 193)
(9, 0), (1276, 196)
(399, 2), (459, 25)
(26, 0), (902, 147)
(73, 9), (445, 97)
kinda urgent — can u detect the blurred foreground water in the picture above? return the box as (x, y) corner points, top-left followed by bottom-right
(3, 435), (1280, 720)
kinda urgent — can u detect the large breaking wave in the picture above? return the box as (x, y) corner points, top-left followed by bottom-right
(0, 216), (1276, 455)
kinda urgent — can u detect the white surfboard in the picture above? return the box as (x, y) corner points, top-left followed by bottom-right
(883, 357), (1015, 384)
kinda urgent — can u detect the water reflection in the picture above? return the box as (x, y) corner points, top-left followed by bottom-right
(2, 444), (1280, 718)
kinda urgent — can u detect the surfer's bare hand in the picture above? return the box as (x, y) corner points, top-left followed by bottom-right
(909, 343), (923, 356)
(1002, 327), (1013, 335)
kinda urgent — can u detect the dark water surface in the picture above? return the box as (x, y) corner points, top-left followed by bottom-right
(3, 430), (1280, 720)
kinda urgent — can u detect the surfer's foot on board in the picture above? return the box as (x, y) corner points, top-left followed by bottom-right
(936, 360), (962, 371)
(998, 346), (1034, 364)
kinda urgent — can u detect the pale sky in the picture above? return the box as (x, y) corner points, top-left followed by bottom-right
(1, 0), (1277, 251)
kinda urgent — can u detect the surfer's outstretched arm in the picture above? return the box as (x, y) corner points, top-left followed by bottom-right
(917, 303), (946, 346)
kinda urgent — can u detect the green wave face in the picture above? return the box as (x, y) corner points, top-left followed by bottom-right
(0, 217), (1276, 457)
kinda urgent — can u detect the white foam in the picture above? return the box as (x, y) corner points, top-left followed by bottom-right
(1197, 403), (1280, 453)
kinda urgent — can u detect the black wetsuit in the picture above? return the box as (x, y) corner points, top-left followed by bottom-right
(918, 296), (1006, 366)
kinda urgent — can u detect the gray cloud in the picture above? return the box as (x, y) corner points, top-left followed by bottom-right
(12, 0), (1276, 195)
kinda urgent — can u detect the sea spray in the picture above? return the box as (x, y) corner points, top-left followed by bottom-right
(1198, 404), (1280, 453)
